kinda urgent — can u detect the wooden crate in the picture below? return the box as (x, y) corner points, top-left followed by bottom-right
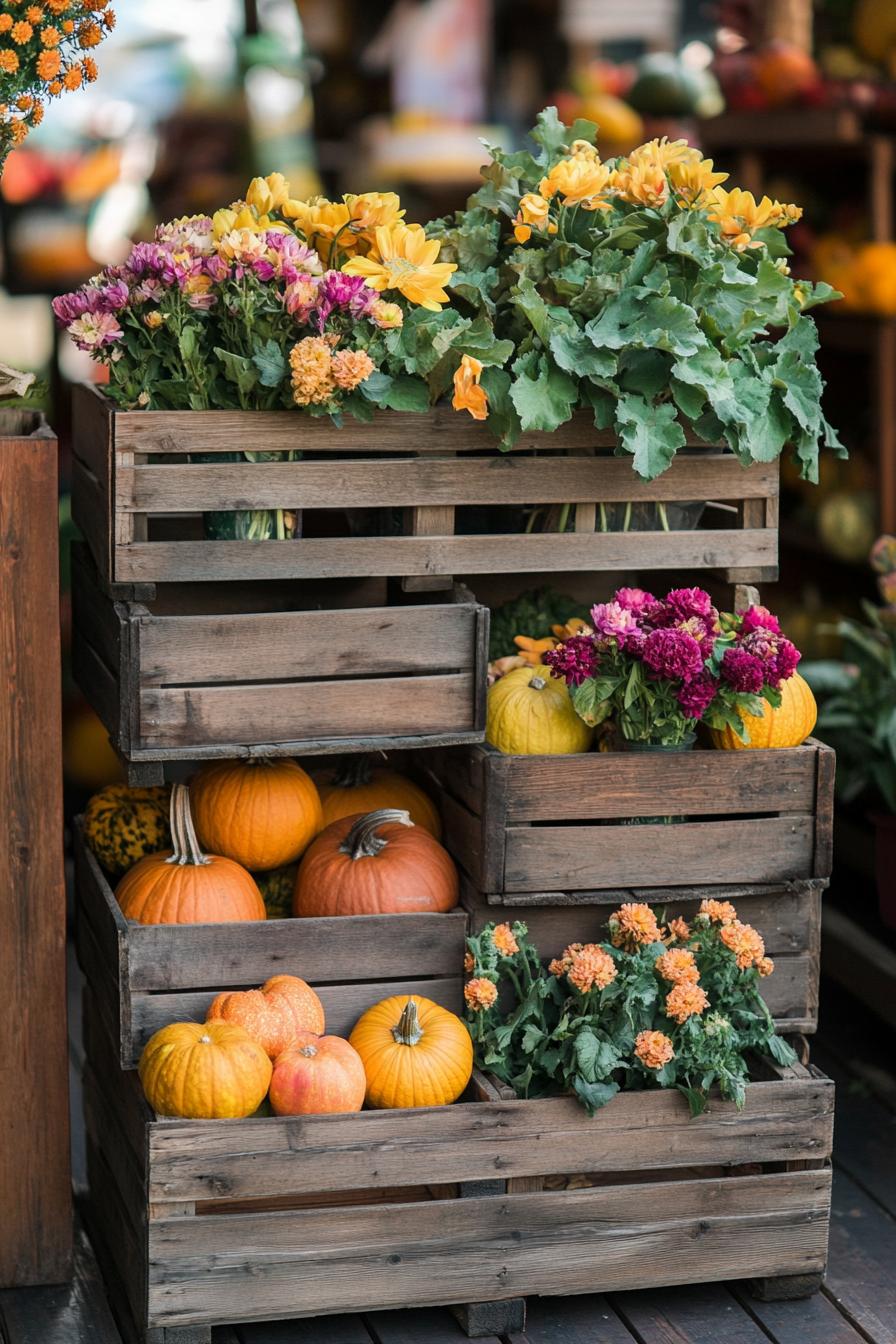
(71, 543), (488, 779)
(463, 878), (823, 1034)
(427, 739), (835, 895)
(81, 989), (833, 1344)
(72, 383), (780, 593)
(73, 820), (466, 1070)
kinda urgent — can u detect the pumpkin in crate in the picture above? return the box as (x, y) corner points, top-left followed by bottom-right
(349, 996), (472, 1109)
(253, 863), (298, 919)
(711, 672), (817, 750)
(84, 782), (171, 877)
(486, 665), (594, 755)
(115, 784), (266, 925)
(206, 974), (325, 1060)
(294, 809), (458, 917)
(138, 1020), (272, 1119)
(189, 758), (323, 871)
(269, 1031), (366, 1116)
(313, 756), (441, 838)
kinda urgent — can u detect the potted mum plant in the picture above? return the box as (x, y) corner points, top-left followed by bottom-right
(544, 585), (801, 748)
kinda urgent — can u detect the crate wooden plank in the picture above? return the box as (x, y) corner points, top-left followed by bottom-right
(114, 529), (777, 584)
(139, 675), (476, 749)
(502, 817), (816, 891)
(138, 605), (477, 684)
(144, 1171), (830, 1328)
(119, 456), (779, 513)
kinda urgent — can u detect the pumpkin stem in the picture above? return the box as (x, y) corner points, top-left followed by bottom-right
(529, 676), (546, 690)
(339, 808), (412, 860)
(333, 754), (374, 790)
(166, 783), (211, 868)
(391, 998), (424, 1046)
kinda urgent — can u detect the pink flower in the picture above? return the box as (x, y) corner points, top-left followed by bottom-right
(52, 290), (96, 324)
(642, 628), (704, 682)
(314, 271), (378, 328)
(544, 635), (599, 687)
(740, 604), (781, 635)
(204, 254), (230, 283)
(284, 275), (321, 321)
(125, 241), (165, 278)
(67, 311), (123, 350)
(132, 277), (166, 304)
(591, 601), (640, 642)
(677, 672), (717, 718)
(666, 587), (716, 622)
(769, 638), (800, 686)
(614, 587), (662, 622)
(721, 647), (765, 694)
(97, 279), (130, 311)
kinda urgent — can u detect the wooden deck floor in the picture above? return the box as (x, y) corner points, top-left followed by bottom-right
(1, 977), (894, 1344)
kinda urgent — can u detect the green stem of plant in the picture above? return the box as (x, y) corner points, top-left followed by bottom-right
(658, 502), (670, 532)
(599, 502), (608, 533)
(557, 501), (571, 534)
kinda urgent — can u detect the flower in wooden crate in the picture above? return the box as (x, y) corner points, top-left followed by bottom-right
(720, 920), (766, 971)
(451, 353), (488, 421)
(512, 192), (555, 244)
(548, 943), (582, 976)
(464, 978), (498, 1012)
(289, 336), (336, 406)
(668, 155), (729, 207)
(697, 898), (738, 926)
(705, 185), (802, 251)
(343, 222), (457, 311)
(666, 916), (691, 943)
(757, 957), (775, 977)
(634, 1030), (675, 1070)
(491, 923), (520, 957)
(665, 982), (709, 1024)
(565, 945), (617, 994)
(538, 153), (614, 210)
(369, 298), (403, 329)
(608, 903), (662, 952)
(331, 348), (374, 392)
(655, 948), (700, 986)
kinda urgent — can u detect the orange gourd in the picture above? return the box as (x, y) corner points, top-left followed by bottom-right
(313, 756), (441, 838)
(189, 758), (323, 871)
(116, 784), (265, 925)
(710, 672), (817, 750)
(138, 1020), (272, 1119)
(293, 809), (458, 917)
(269, 1031), (366, 1116)
(349, 996), (473, 1109)
(206, 974), (325, 1060)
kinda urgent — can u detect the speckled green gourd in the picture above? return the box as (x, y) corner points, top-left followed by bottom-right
(253, 863), (299, 919)
(84, 783), (172, 877)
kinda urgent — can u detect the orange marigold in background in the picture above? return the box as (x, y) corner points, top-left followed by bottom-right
(492, 923), (519, 956)
(62, 63), (82, 89)
(757, 957), (775, 977)
(720, 920), (766, 970)
(635, 1030), (674, 1070)
(37, 47), (61, 78)
(666, 916), (690, 943)
(330, 348), (374, 391)
(77, 19), (102, 46)
(548, 943), (583, 977)
(40, 26), (61, 45)
(665, 982), (709, 1024)
(609, 902), (661, 951)
(566, 944), (617, 994)
(11, 21), (33, 43)
(452, 353), (488, 421)
(464, 978), (498, 1011)
(0, 50), (19, 73)
(0, 15), (12, 31)
(698, 898), (737, 925)
(656, 947), (700, 985)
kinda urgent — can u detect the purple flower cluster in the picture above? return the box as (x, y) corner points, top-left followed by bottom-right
(720, 606), (800, 692)
(544, 635), (599, 687)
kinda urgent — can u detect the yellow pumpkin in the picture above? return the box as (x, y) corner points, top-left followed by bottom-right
(349, 996), (473, 1109)
(710, 672), (817, 750)
(486, 666), (593, 755)
(138, 1020), (272, 1119)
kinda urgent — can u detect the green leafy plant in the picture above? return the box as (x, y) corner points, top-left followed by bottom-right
(425, 108), (843, 479)
(464, 901), (794, 1117)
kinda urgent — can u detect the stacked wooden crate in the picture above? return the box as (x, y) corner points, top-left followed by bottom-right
(71, 382), (834, 1344)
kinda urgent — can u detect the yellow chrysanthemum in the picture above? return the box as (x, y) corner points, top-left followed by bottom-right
(635, 1030), (674, 1069)
(539, 155), (614, 210)
(706, 186), (803, 250)
(512, 192), (555, 244)
(342, 223), (457, 311)
(669, 155), (728, 206)
(452, 353), (488, 421)
(245, 172), (291, 216)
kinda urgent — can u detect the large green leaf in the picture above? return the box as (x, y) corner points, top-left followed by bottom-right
(549, 321), (617, 379)
(615, 393), (686, 480)
(509, 355), (578, 432)
(585, 291), (707, 358)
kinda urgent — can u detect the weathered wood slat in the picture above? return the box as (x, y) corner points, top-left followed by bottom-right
(114, 529), (777, 584)
(119, 456), (778, 513)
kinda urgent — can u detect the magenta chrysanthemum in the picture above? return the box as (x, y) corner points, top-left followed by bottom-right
(721, 647), (765, 694)
(677, 672), (717, 718)
(666, 586), (715, 623)
(740, 604), (781, 636)
(769, 638), (800, 686)
(544, 635), (599, 687)
(614, 587), (657, 617)
(642, 627), (704, 681)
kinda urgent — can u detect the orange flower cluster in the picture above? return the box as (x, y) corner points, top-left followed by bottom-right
(635, 1030), (675, 1070)
(720, 919), (766, 970)
(665, 981), (709, 1024)
(656, 947), (700, 986)
(698, 898), (738, 925)
(464, 977), (498, 1012)
(0, 1), (113, 161)
(608, 902), (661, 952)
(491, 923), (519, 957)
(666, 916), (691, 943)
(566, 945), (617, 994)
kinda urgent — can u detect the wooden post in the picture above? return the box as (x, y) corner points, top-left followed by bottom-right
(0, 411), (71, 1285)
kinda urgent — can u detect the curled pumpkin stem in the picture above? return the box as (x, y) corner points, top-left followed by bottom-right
(166, 783), (211, 868)
(339, 808), (413, 860)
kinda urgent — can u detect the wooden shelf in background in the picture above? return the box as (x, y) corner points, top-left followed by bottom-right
(822, 905), (896, 1032)
(701, 107), (864, 150)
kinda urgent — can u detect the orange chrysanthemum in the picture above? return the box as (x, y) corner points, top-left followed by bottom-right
(36, 47), (61, 78)
(656, 948), (700, 986)
(609, 902), (661, 951)
(0, 15), (13, 32)
(82, 55), (97, 80)
(698, 898), (738, 925)
(757, 956), (775, 977)
(492, 923), (519, 957)
(77, 19), (102, 46)
(61, 18), (73, 32)
(46, 0), (68, 11)
(26, 6), (43, 22)
(452, 353), (488, 421)
(667, 916), (691, 943)
(463, 951), (474, 974)
(330, 347), (374, 391)
(720, 920), (766, 970)
(566, 944), (617, 994)
(46, 77), (61, 93)
(548, 943), (582, 977)
(0, 49), (19, 72)
(289, 335), (334, 406)
(635, 1030), (675, 1070)
(10, 119), (27, 145)
(62, 63), (82, 89)
(40, 24), (60, 45)
(29, 100), (43, 124)
(665, 982), (709, 1024)
(16, 94), (32, 110)
(10, 20), (32, 41)
(464, 977), (498, 1012)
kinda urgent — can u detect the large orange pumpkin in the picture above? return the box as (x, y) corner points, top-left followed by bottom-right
(294, 809), (458, 917)
(710, 672), (817, 750)
(349, 996), (473, 1109)
(116, 783), (266, 925)
(190, 758), (323, 871)
(138, 1020), (272, 1119)
(269, 1031), (366, 1116)
(313, 756), (441, 838)
(206, 974), (325, 1059)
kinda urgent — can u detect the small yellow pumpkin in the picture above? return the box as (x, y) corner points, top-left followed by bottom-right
(349, 996), (472, 1109)
(486, 666), (593, 755)
(138, 1020), (272, 1119)
(710, 671), (817, 750)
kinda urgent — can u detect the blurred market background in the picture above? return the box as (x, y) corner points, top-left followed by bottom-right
(4, 0), (896, 1025)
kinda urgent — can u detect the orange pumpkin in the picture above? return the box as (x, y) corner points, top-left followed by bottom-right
(190, 758), (323, 871)
(206, 974), (325, 1059)
(349, 996), (473, 1109)
(269, 1031), (366, 1116)
(313, 756), (441, 838)
(294, 809), (458, 917)
(138, 1020), (272, 1119)
(710, 672), (817, 750)
(116, 784), (265, 925)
